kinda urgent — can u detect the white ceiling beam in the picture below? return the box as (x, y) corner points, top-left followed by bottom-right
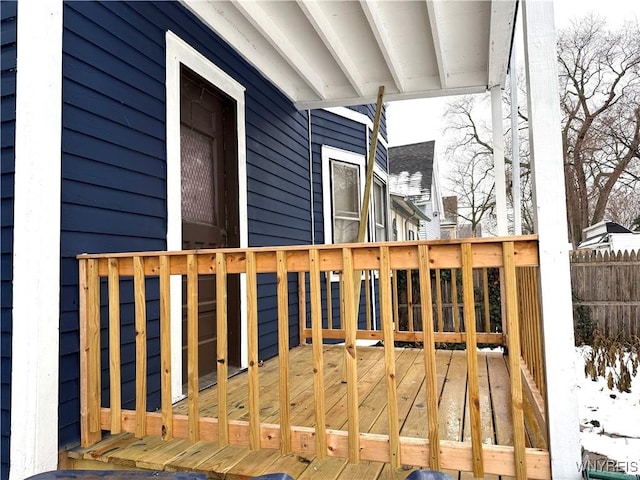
(295, 84), (487, 110)
(487, 0), (517, 88)
(425, 0), (449, 90)
(297, 1), (366, 97)
(230, 0), (327, 100)
(359, 0), (405, 93)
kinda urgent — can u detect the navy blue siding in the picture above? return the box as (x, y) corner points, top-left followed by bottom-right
(0, 3), (16, 478)
(347, 104), (387, 141)
(60, 1), (310, 449)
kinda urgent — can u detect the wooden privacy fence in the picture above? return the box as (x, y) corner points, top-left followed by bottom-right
(570, 249), (640, 341)
(78, 236), (548, 479)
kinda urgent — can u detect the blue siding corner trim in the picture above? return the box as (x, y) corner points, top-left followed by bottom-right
(0, 2), (17, 479)
(59, 0), (310, 450)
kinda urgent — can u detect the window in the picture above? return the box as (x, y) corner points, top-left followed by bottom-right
(321, 146), (388, 247)
(373, 177), (387, 241)
(331, 160), (361, 243)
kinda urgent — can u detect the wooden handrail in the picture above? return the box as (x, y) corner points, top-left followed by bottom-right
(77, 237), (545, 479)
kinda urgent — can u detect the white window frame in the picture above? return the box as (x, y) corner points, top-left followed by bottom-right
(166, 30), (248, 401)
(322, 146), (366, 246)
(372, 174), (389, 242)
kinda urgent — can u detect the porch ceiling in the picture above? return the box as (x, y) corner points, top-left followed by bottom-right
(182, 0), (517, 109)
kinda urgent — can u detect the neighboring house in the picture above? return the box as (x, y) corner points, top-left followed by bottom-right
(0, 3), (387, 479)
(389, 194), (429, 241)
(578, 220), (640, 253)
(388, 141), (444, 240)
(441, 195), (459, 239)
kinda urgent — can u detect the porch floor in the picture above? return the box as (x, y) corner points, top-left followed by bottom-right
(68, 345), (543, 479)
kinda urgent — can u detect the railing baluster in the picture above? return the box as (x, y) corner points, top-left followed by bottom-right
(452, 268), (460, 333)
(483, 268), (491, 333)
(379, 246), (400, 468)
(407, 269), (414, 332)
(276, 251), (291, 454)
(216, 252), (228, 445)
(309, 249), (327, 458)
(298, 271), (307, 345)
(342, 248), (360, 463)
(246, 251), (260, 451)
(461, 244), (483, 478)
(418, 245), (441, 470)
(435, 268), (443, 332)
(186, 254), (199, 442)
(339, 271), (345, 330)
(364, 269), (372, 331)
(392, 269), (399, 327)
(503, 242), (528, 479)
(159, 255), (172, 440)
(133, 256), (147, 438)
(80, 258), (102, 446)
(326, 272), (333, 330)
(108, 258), (121, 434)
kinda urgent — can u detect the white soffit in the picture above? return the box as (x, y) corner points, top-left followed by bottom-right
(183, 0), (517, 109)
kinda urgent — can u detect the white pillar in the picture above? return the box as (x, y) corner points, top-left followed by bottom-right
(491, 86), (508, 236)
(523, 1), (581, 478)
(10, 1), (63, 478)
(510, 46), (522, 235)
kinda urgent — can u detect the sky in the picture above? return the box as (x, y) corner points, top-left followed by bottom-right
(386, 0), (640, 191)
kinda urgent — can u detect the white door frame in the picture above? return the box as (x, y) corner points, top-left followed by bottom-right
(165, 31), (249, 401)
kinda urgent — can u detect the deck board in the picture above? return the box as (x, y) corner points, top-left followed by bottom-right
(68, 345), (545, 479)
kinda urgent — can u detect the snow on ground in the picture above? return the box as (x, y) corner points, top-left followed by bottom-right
(575, 346), (640, 470)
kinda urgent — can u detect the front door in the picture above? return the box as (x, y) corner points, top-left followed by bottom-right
(180, 66), (240, 387)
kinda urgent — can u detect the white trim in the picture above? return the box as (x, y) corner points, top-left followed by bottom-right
(10, 1), (63, 478)
(491, 86), (508, 236)
(322, 107), (388, 148)
(321, 146), (366, 247)
(165, 31), (249, 399)
(522, 1), (581, 477)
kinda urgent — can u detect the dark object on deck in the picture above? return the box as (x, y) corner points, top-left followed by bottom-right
(583, 470), (639, 479)
(23, 472), (209, 480)
(251, 475), (294, 480)
(406, 471), (455, 480)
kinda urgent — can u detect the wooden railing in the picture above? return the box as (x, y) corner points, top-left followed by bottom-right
(78, 236), (549, 479)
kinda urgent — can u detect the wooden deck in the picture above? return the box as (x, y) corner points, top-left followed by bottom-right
(68, 344), (543, 479)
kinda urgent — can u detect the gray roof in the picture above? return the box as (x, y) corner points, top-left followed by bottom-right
(388, 141), (435, 198)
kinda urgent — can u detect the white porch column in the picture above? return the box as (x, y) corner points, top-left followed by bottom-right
(10, 1), (63, 479)
(510, 46), (522, 235)
(491, 86), (508, 236)
(523, 1), (581, 478)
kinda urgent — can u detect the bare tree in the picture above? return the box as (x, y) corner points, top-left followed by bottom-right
(559, 15), (640, 245)
(444, 15), (640, 245)
(445, 149), (495, 236)
(443, 82), (533, 235)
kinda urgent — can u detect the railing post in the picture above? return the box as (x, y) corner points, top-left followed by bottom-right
(418, 245), (441, 471)
(159, 255), (173, 440)
(79, 258), (101, 447)
(379, 246), (400, 468)
(298, 271), (307, 345)
(107, 258), (121, 434)
(276, 251), (292, 454)
(503, 243), (528, 479)
(461, 244), (483, 478)
(134, 256), (148, 438)
(342, 247), (360, 463)
(186, 254), (199, 442)
(309, 249), (327, 458)
(246, 251), (261, 451)
(216, 252), (228, 445)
